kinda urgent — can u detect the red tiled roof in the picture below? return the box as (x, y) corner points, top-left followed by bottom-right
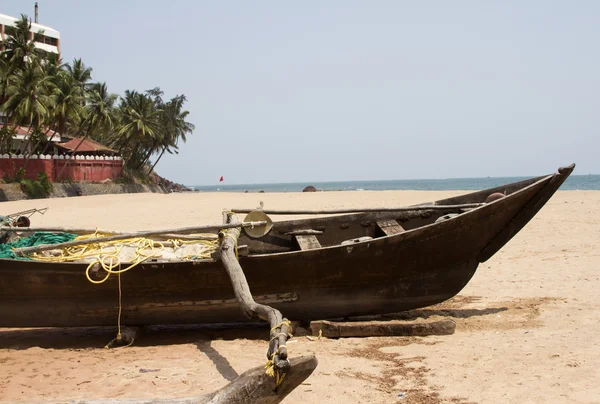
(57, 137), (116, 153)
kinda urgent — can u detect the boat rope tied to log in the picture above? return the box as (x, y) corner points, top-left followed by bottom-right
(264, 319), (292, 388)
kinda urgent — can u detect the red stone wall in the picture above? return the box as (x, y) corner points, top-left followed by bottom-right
(0, 158), (55, 181)
(0, 157), (123, 182)
(53, 160), (122, 182)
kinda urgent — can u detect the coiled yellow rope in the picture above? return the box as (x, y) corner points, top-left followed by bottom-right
(30, 232), (219, 284)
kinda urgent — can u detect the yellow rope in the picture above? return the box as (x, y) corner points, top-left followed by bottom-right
(264, 344), (289, 389)
(30, 233), (219, 284)
(117, 272), (122, 338)
(270, 320), (291, 333)
(263, 319), (292, 388)
(26, 232), (219, 347)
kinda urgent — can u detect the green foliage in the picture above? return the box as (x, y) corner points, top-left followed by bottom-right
(20, 179), (44, 198)
(14, 167), (25, 182)
(4, 169), (53, 199)
(37, 171), (53, 194)
(1, 14), (194, 184)
(0, 124), (17, 154)
(19, 172), (52, 199)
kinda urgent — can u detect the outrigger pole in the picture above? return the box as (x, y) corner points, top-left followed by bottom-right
(216, 211), (292, 388)
(4, 207), (49, 220)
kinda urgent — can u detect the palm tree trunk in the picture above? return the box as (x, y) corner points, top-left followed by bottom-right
(148, 146), (167, 174)
(18, 125), (33, 155)
(137, 147), (155, 170)
(57, 120), (93, 181)
(40, 126), (59, 155)
(24, 127), (53, 169)
(57, 134), (88, 181)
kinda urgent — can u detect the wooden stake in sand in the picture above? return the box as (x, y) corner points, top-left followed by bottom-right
(310, 319), (456, 338)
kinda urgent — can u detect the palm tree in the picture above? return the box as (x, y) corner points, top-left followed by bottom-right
(53, 71), (86, 137)
(34, 69), (86, 161)
(57, 82), (120, 179)
(148, 94), (194, 174)
(85, 82), (117, 143)
(111, 90), (162, 171)
(0, 15), (43, 72)
(37, 54), (66, 155)
(0, 124), (17, 154)
(65, 58), (92, 93)
(0, 57), (10, 104)
(2, 60), (57, 155)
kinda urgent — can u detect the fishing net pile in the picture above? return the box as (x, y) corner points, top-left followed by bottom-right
(0, 232), (78, 260)
(1, 232), (219, 275)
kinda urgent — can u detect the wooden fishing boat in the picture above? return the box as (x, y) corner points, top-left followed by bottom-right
(0, 164), (574, 329)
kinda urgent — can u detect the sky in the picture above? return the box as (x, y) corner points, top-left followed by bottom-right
(1, 1), (599, 185)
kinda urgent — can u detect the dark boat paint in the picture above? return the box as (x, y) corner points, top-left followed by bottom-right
(0, 165), (574, 327)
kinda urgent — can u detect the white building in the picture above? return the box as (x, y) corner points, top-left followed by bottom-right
(0, 6), (60, 55)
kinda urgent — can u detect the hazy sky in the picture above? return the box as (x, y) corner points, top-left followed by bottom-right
(2, 1), (598, 185)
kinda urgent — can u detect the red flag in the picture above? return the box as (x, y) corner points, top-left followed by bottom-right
(219, 176), (224, 182)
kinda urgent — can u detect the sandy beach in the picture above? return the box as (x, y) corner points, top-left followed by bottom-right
(0, 190), (599, 403)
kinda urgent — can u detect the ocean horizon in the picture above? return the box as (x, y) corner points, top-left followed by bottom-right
(189, 174), (600, 193)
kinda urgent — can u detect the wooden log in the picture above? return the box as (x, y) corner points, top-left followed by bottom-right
(231, 203), (484, 215)
(1, 223), (263, 237)
(0, 225), (249, 237)
(1, 227), (218, 241)
(310, 319), (456, 338)
(218, 213), (291, 373)
(43, 355), (317, 404)
(284, 229), (323, 236)
(157, 233), (218, 241)
(11, 221), (267, 256)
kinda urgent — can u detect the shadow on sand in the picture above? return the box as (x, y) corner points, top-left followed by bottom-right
(0, 306), (507, 351)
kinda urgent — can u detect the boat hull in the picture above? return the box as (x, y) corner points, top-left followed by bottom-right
(0, 165), (574, 327)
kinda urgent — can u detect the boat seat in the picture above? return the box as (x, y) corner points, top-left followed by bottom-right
(295, 235), (322, 250)
(376, 220), (406, 236)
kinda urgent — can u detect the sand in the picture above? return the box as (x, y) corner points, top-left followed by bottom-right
(0, 190), (599, 403)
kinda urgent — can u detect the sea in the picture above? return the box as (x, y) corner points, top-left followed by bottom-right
(190, 174), (600, 193)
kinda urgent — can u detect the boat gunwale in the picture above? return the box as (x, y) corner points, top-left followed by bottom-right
(247, 172), (555, 258)
(0, 172), (557, 267)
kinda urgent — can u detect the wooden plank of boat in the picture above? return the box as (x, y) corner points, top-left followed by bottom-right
(310, 318), (456, 338)
(376, 220), (405, 236)
(296, 235), (322, 250)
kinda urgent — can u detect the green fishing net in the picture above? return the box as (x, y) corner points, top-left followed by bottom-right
(0, 232), (77, 260)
